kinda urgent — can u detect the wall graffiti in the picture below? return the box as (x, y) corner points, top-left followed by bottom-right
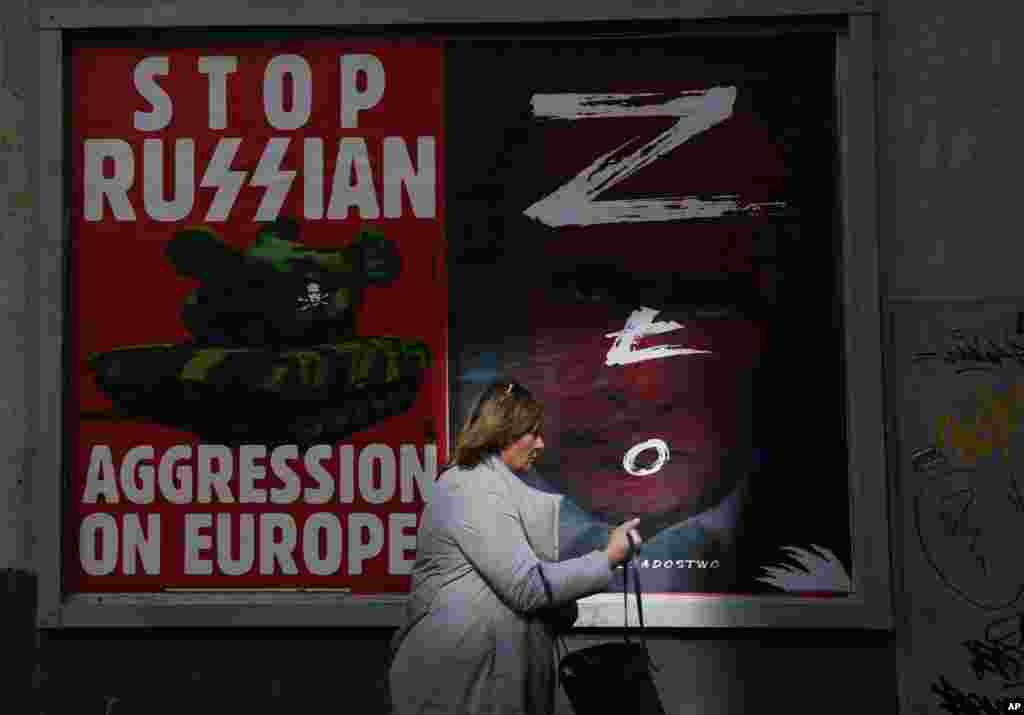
(932, 611), (1024, 713)
(0, 126), (22, 152)
(912, 443), (1024, 611)
(0, 86), (31, 237)
(894, 301), (1024, 714)
(933, 381), (1024, 465)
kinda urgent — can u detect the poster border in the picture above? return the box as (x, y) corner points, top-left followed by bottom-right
(34, 13), (890, 629)
(37, 1), (878, 29)
(36, 25), (65, 629)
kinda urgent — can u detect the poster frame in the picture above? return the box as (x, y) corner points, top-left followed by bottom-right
(33, 10), (889, 629)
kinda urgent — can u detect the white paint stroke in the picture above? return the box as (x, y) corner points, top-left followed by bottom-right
(524, 86), (786, 227)
(622, 438), (670, 477)
(756, 544), (852, 593)
(605, 306), (711, 367)
(532, 90), (732, 120)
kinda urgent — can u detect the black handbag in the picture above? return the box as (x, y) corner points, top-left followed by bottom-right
(542, 537), (666, 713)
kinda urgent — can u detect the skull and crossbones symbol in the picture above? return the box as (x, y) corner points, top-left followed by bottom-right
(297, 281), (330, 311)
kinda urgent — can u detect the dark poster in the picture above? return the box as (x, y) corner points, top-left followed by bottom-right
(68, 39), (447, 593)
(446, 35), (852, 595)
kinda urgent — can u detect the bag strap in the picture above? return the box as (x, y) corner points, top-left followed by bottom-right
(624, 533), (659, 671)
(623, 533), (638, 642)
(623, 556), (632, 643)
(539, 540), (658, 670)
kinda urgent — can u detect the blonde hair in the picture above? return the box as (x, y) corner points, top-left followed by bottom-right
(450, 380), (543, 469)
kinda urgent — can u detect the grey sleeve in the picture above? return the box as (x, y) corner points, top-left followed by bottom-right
(450, 490), (614, 613)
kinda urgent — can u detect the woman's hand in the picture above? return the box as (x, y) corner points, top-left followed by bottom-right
(604, 517), (642, 568)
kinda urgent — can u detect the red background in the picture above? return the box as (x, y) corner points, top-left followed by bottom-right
(67, 40), (447, 593)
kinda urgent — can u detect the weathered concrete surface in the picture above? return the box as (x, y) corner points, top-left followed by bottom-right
(17, 0), (1023, 711)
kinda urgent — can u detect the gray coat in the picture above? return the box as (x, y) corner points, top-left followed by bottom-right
(389, 456), (614, 714)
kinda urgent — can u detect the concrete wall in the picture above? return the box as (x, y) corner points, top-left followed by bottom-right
(879, 3), (1017, 301)
(1, 3), (37, 710)
(4, 0), (1013, 712)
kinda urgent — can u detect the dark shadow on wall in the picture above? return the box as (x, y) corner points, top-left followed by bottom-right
(24, 622), (899, 715)
(31, 625), (397, 715)
(3, 569), (37, 712)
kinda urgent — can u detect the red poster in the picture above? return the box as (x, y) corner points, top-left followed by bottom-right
(68, 41), (446, 593)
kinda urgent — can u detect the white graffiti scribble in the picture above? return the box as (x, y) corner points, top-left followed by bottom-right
(605, 307), (710, 366)
(622, 438), (670, 477)
(756, 544), (852, 593)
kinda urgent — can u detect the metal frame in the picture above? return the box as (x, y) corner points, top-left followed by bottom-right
(35, 8), (888, 628)
(38, 0), (876, 29)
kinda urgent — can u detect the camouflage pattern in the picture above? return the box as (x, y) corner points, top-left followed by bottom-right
(166, 222), (401, 347)
(87, 218), (430, 444)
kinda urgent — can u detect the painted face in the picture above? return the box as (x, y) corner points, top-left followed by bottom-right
(500, 429), (545, 473)
(509, 300), (762, 529)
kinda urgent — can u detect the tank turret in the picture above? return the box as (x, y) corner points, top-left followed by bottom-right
(87, 218), (430, 445)
(167, 219), (401, 347)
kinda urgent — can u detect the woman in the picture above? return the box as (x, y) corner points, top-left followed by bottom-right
(389, 379), (643, 714)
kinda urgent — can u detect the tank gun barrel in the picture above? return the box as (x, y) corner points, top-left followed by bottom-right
(165, 228), (249, 280)
(166, 223), (399, 287)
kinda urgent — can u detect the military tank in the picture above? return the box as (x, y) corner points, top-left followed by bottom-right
(88, 218), (431, 445)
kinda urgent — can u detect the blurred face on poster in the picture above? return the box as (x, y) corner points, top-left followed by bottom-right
(509, 296), (763, 535)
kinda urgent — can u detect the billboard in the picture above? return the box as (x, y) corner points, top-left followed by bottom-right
(58, 26), (883, 624)
(69, 40), (447, 593)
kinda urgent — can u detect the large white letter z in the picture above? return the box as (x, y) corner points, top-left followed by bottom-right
(524, 87), (782, 227)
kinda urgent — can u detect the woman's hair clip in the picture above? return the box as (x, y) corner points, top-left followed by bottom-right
(505, 383), (514, 396)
